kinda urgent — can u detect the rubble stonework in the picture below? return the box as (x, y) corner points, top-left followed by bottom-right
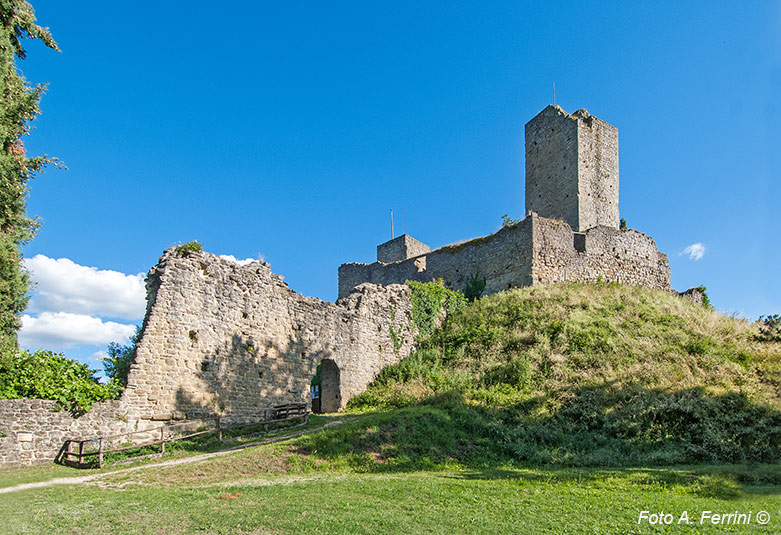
(0, 399), (133, 467)
(338, 105), (671, 297)
(0, 251), (417, 466)
(122, 251), (417, 423)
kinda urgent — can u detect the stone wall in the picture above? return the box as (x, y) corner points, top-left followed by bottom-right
(122, 249), (417, 427)
(339, 213), (670, 298)
(1, 249), (419, 467)
(530, 214), (670, 289)
(0, 399), (133, 467)
(339, 218), (534, 298)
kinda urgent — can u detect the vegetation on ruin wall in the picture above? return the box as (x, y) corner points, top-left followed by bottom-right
(0, 350), (117, 412)
(405, 280), (467, 339)
(348, 283), (781, 465)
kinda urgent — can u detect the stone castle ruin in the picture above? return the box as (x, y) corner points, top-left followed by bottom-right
(339, 105), (670, 298)
(1, 105), (681, 466)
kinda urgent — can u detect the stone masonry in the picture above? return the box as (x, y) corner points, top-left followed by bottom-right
(1, 250), (418, 466)
(339, 105), (670, 297)
(122, 249), (417, 422)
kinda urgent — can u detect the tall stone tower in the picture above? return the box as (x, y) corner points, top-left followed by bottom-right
(525, 105), (619, 232)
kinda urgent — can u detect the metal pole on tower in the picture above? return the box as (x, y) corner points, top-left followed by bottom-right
(553, 82), (556, 105)
(390, 209), (394, 239)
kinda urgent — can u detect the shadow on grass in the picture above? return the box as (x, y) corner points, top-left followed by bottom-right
(287, 384), (781, 496)
(438, 465), (781, 499)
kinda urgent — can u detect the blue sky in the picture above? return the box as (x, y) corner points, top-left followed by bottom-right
(15, 1), (781, 368)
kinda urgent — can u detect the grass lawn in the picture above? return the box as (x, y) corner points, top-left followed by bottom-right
(1, 458), (779, 534)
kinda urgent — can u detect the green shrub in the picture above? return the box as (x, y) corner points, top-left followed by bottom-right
(406, 280), (467, 339)
(757, 314), (781, 342)
(695, 286), (712, 308)
(0, 350), (117, 412)
(464, 272), (486, 302)
(176, 240), (203, 256)
(102, 326), (140, 390)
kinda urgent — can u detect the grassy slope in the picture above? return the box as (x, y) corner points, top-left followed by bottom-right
(341, 283), (781, 466)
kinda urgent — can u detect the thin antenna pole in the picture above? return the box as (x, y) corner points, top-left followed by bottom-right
(553, 82), (556, 105)
(390, 209), (394, 239)
(403, 207), (406, 236)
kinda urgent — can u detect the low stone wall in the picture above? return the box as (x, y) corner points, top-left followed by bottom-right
(0, 399), (133, 467)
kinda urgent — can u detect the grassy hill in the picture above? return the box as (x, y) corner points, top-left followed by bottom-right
(302, 283), (781, 468)
(3, 282), (780, 534)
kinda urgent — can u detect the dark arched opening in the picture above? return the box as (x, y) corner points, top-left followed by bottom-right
(319, 358), (341, 413)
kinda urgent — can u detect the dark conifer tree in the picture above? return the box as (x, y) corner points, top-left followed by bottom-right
(0, 0), (58, 355)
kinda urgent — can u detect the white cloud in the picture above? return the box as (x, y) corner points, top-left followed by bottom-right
(23, 255), (146, 320)
(681, 243), (706, 261)
(90, 350), (109, 362)
(19, 312), (136, 350)
(219, 254), (260, 266)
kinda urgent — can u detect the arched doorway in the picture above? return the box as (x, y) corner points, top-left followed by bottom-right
(319, 359), (341, 413)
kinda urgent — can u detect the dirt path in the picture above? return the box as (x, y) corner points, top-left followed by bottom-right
(0, 420), (342, 495)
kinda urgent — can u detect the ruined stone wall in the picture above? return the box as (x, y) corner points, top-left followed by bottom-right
(1, 249), (419, 467)
(339, 219), (534, 299)
(530, 214), (670, 289)
(0, 399), (133, 467)
(339, 214), (670, 298)
(122, 249), (416, 426)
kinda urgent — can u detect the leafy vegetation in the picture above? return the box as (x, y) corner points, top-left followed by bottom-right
(102, 326), (140, 390)
(757, 314), (781, 342)
(0, 349), (116, 412)
(695, 285), (712, 308)
(0, 1), (59, 354)
(349, 283), (781, 465)
(501, 213), (521, 227)
(405, 280), (466, 339)
(176, 240), (203, 256)
(464, 271), (486, 302)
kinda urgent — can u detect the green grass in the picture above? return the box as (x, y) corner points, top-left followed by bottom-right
(1, 462), (779, 534)
(1, 283), (778, 533)
(348, 283), (781, 466)
(0, 463), (77, 489)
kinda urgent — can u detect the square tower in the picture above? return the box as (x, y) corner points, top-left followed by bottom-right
(377, 234), (430, 263)
(525, 105), (619, 232)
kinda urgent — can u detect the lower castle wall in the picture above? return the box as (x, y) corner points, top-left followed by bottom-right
(339, 219), (534, 298)
(0, 399), (133, 467)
